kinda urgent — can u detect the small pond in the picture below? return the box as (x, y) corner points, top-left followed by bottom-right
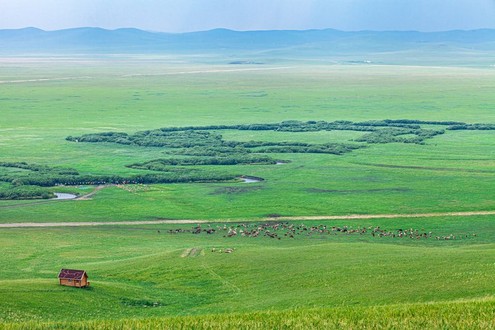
(53, 193), (77, 200)
(240, 176), (264, 183)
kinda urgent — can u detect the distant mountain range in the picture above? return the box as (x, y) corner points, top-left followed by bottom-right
(1, 27), (494, 55)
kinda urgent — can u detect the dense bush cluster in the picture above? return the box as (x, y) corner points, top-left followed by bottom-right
(0, 168), (237, 187)
(356, 128), (445, 144)
(102, 119), (475, 132)
(4, 119), (493, 200)
(448, 124), (495, 130)
(381, 119), (466, 126)
(172, 146), (250, 156)
(0, 185), (54, 200)
(134, 119), (455, 133)
(66, 122), (371, 166)
(67, 130), (223, 148)
(257, 143), (363, 154)
(0, 163), (74, 198)
(129, 156), (278, 170)
(0, 162), (79, 175)
(0, 161), (239, 200)
(68, 119), (487, 153)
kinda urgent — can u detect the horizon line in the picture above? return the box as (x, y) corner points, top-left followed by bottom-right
(3, 26), (495, 34)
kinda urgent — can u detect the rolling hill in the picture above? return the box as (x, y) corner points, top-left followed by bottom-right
(1, 27), (494, 55)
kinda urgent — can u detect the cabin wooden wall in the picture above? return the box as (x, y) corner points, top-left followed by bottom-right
(59, 275), (89, 287)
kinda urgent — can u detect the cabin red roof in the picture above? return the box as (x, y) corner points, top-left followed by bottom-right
(58, 269), (86, 280)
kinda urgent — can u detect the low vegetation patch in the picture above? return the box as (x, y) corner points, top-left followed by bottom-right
(66, 119), (495, 153)
(1, 119), (493, 200)
(4, 298), (494, 329)
(210, 186), (262, 195)
(307, 187), (411, 194)
(128, 155), (277, 168)
(120, 298), (163, 308)
(0, 185), (54, 200)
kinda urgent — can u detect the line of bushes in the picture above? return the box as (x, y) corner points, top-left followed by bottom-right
(1, 172), (238, 187)
(121, 119), (473, 133)
(128, 155), (278, 170)
(382, 119), (466, 126)
(67, 119), (486, 152)
(67, 126), (369, 156)
(448, 124), (495, 130)
(257, 143), (363, 154)
(0, 162), (79, 175)
(0, 185), (54, 200)
(0, 160), (240, 193)
(147, 119), (463, 132)
(170, 146), (251, 156)
(66, 130), (223, 148)
(356, 128), (445, 144)
(0, 163), (83, 199)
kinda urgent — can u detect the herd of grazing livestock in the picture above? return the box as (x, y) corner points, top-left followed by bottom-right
(164, 222), (475, 241)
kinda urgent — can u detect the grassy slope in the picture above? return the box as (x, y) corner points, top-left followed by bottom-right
(1, 61), (495, 222)
(1, 56), (494, 328)
(4, 298), (495, 329)
(0, 217), (494, 324)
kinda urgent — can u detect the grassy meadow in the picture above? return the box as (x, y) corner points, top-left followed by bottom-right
(1, 55), (494, 328)
(5, 299), (495, 329)
(1, 59), (495, 221)
(0, 216), (494, 326)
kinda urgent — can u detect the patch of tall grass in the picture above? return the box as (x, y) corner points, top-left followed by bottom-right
(4, 297), (494, 329)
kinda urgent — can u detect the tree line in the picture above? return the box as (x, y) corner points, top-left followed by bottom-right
(0, 185), (54, 200)
(67, 119), (493, 152)
(0, 162), (239, 199)
(0, 167), (238, 188)
(356, 128), (445, 144)
(128, 155), (278, 170)
(3, 119), (493, 200)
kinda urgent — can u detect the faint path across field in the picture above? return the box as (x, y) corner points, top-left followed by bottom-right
(0, 220), (206, 228)
(122, 66), (294, 77)
(74, 185), (107, 200)
(0, 67), (293, 84)
(268, 211), (495, 221)
(0, 210), (494, 228)
(0, 76), (92, 84)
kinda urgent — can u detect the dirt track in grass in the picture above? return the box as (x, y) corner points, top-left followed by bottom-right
(267, 211), (495, 221)
(0, 211), (494, 228)
(0, 220), (207, 228)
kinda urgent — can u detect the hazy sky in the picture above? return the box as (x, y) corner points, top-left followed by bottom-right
(1, 0), (495, 32)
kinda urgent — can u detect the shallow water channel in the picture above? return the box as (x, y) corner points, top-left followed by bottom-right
(241, 176), (263, 183)
(53, 193), (77, 200)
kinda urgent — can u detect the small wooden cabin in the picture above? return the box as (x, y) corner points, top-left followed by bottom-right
(58, 269), (90, 288)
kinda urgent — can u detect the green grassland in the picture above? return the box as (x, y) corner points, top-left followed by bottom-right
(1, 56), (495, 328)
(1, 59), (495, 221)
(5, 299), (495, 330)
(0, 216), (494, 326)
